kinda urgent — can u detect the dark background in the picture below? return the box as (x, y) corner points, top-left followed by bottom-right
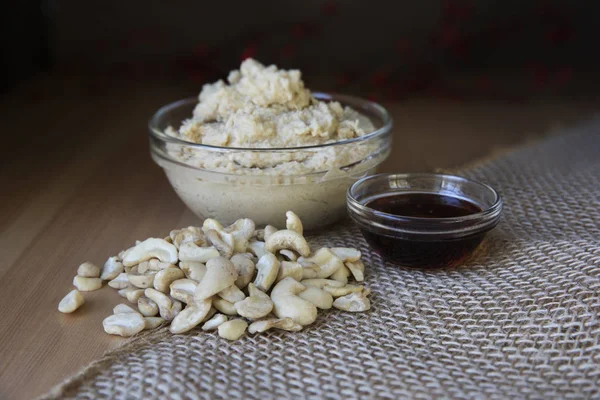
(4, 0), (600, 100)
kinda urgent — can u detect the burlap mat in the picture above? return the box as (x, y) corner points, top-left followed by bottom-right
(44, 121), (600, 400)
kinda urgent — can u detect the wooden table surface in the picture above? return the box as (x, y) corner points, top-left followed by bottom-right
(1, 76), (598, 399)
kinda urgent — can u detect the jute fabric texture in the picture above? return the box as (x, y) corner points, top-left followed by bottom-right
(44, 122), (600, 399)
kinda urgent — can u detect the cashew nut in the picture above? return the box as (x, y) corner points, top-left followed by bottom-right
(169, 279), (198, 304)
(103, 313), (145, 337)
(276, 261), (303, 282)
(264, 225), (278, 241)
(279, 249), (297, 262)
(248, 317), (303, 334)
(271, 277), (317, 326)
(330, 247), (362, 262)
(178, 242), (220, 263)
(218, 285), (246, 303)
(301, 263), (321, 279)
(108, 272), (130, 289)
(100, 256), (124, 281)
(265, 230), (310, 257)
(330, 264), (350, 285)
(138, 297), (159, 316)
(324, 284), (363, 297)
(345, 260), (365, 282)
(194, 257), (238, 301)
(247, 240), (267, 259)
(153, 268), (185, 293)
(202, 218), (224, 234)
(230, 254), (255, 289)
(113, 303), (140, 315)
(144, 288), (182, 321)
(285, 211), (303, 235)
(127, 267), (156, 289)
(332, 290), (371, 312)
(201, 313), (228, 331)
(72, 276), (102, 292)
(169, 226), (205, 249)
(298, 287), (333, 309)
(300, 279), (345, 289)
(223, 218), (255, 253)
(234, 283), (273, 319)
(179, 261), (206, 282)
(122, 238), (178, 267)
(58, 290), (85, 313)
(298, 248), (343, 278)
(138, 259), (173, 274)
(218, 319), (248, 341)
(77, 262), (100, 278)
(170, 297), (213, 334)
(118, 287), (144, 304)
(144, 316), (165, 330)
(206, 229), (234, 258)
(253, 253), (280, 291)
(213, 298), (238, 315)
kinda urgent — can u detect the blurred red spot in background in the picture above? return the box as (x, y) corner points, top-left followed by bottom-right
(241, 43), (257, 60)
(370, 71), (388, 88)
(291, 23), (308, 40)
(546, 25), (573, 45)
(321, 0), (337, 16)
(395, 38), (411, 54)
(194, 44), (208, 58)
(526, 62), (548, 88)
(555, 66), (573, 86)
(280, 43), (296, 58)
(476, 76), (491, 91)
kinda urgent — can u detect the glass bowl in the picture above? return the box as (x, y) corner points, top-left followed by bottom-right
(347, 173), (502, 267)
(149, 93), (392, 230)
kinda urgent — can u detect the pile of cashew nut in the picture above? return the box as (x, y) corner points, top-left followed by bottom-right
(58, 211), (370, 341)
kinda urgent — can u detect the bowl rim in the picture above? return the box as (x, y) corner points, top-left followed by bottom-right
(148, 92), (393, 152)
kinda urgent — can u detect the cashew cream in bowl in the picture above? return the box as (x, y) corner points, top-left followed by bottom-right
(149, 59), (392, 230)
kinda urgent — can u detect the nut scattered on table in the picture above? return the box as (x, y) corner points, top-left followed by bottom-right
(58, 210), (371, 340)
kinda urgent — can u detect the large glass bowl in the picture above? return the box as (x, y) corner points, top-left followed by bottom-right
(149, 93), (392, 230)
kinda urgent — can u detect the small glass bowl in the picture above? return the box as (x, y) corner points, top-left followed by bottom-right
(149, 93), (392, 230)
(347, 173), (502, 267)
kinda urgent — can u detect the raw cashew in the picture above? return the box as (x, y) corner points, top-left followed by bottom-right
(300, 279), (345, 289)
(298, 287), (333, 309)
(103, 313), (145, 337)
(120, 288), (144, 304)
(153, 268), (185, 293)
(178, 242), (220, 263)
(301, 263), (321, 279)
(202, 218), (224, 233)
(127, 267), (157, 289)
(170, 297), (213, 334)
(264, 225), (278, 241)
(218, 285), (246, 303)
(265, 230), (310, 257)
(58, 290), (85, 313)
(108, 273), (130, 289)
(203, 307), (217, 323)
(194, 257), (238, 301)
(144, 317), (165, 330)
(247, 241), (267, 259)
(202, 313), (228, 331)
(276, 261), (303, 282)
(330, 264), (350, 285)
(213, 298), (238, 315)
(170, 226), (205, 249)
(138, 259), (173, 274)
(279, 249), (297, 262)
(285, 211), (303, 235)
(345, 260), (365, 282)
(73, 276), (102, 292)
(248, 317), (303, 334)
(254, 253), (280, 291)
(298, 248), (344, 278)
(230, 254), (255, 289)
(179, 261), (206, 282)
(218, 319), (248, 341)
(224, 218), (255, 253)
(145, 288), (182, 321)
(271, 277), (317, 326)
(333, 291), (371, 312)
(137, 297), (159, 317)
(170, 279), (198, 304)
(122, 238), (178, 267)
(100, 256), (124, 281)
(206, 229), (234, 258)
(118, 286), (137, 299)
(324, 284), (363, 297)
(113, 304), (140, 315)
(234, 283), (273, 319)
(161, 299), (183, 321)
(77, 262), (100, 278)
(330, 247), (362, 262)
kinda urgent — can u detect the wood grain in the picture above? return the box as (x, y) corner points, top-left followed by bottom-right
(1, 76), (598, 399)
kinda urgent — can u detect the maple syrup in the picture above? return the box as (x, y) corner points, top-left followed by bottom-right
(361, 193), (484, 267)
